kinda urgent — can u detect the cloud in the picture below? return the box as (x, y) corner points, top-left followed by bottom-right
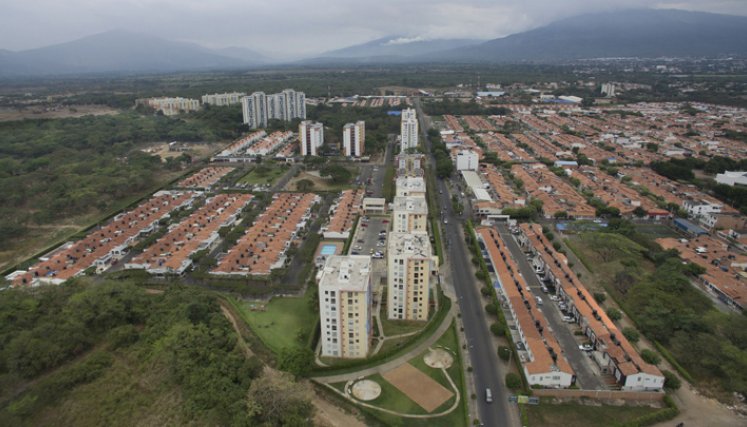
(385, 36), (428, 45)
(0, 0), (745, 56)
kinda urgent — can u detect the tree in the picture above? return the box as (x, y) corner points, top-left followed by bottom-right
(640, 349), (661, 365)
(246, 368), (314, 425)
(593, 292), (606, 304)
(484, 303), (498, 315)
(633, 206), (647, 218)
(277, 347), (314, 377)
(296, 179), (314, 192)
(606, 307), (622, 322)
(505, 373), (522, 390)
(319, 165), (351, 184)
(622, 327), (640, 343)
(662, 370), (681, 390)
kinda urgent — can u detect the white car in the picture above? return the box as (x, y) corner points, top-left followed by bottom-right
(578, 344), (593, 352)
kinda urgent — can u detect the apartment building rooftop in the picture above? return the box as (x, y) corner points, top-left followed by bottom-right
(323, 189), (364, 239)
(657, 236), (747, 311)
(395, 176), (426, 196)
(211, 192), (319, 276)
(10, 191), (195, 287)
(127, 193), (252, 275)
(318, 255), (372, 292)
(520, 223), (663, 385)
(177, 166), (234, 189)
(392, 195), (428, 215)
(477, 227), (574, 383)
(388, 231), (433, 258)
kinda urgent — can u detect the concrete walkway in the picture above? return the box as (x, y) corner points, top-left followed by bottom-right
(313, 304), (457, 384)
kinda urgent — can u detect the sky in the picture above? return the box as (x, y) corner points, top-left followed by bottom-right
(1, 0), (746, 58)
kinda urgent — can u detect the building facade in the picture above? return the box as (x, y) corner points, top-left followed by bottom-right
(318, 255), (373, 358)
(343, 121), (365, 157)
(392, 196), (428, 233)
(140, 97), (200, 116)
(387, 232), (436, 321)
(300, 120), (324, 156)
(241, 92), (268, 129)
(456, 149), (480, 171)
(400, 108), (419, 152)
(202, 92), (245, 106)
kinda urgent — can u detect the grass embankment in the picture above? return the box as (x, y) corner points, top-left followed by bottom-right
(524, 402), (662, 427)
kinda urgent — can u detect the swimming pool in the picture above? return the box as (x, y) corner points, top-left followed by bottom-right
(320, 244), (337, 256)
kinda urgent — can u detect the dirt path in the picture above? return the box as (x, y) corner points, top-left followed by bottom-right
(311, 389), (367, 427)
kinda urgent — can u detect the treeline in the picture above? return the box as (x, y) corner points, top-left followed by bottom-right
(428, 128), (454, 178)
(595, 222), (747, 398)
(423, 98), (511, 116)
(0, 280), (312, 425)
(0, 108), (243, 248)
(651, 157), (747, 213)
(306, 104), (399, 154)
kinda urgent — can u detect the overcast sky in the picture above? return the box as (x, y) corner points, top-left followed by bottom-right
(2, 0), (746, 57)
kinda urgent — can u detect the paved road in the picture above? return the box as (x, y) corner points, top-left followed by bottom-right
(495, 223), (605, 390)
(415, 98), (518, 427)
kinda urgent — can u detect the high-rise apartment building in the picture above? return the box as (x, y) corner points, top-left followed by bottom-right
(241, 92), (268, 129)
(318, 255), (373, 358)
(299, 120), (324, 156)
(202, 92), (245, 106)
(601, 83), (616, 97)
(400, 108), (419, 152)
(392, 196), (429, 233)
(387, 232), (437, 321)
(342, 121), (365, 157)
(242, 89), (306, 129)
(139, 97), (200, 116)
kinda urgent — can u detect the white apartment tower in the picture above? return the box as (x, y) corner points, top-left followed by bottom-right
(601, 83), (616, 97)
(318, 255), (373, 358)
(387, 232), (437, 321)
(300, 120), (324, 156)
(202, 92), (245, 106)
(241, 92), (268, 129)
(400, 108), (419, 152)
(343, 121), (365, 157)
(392, 196), (429, 233)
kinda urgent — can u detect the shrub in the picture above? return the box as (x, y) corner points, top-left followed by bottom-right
(480, 287), (492, 296)
(505, 372), (521, 390)
(490, 323), (505, 337)
(641, 349), (661, 365)
(498, 346), (511, 361)
(662, 369), (681, 390)
(484, 303), (498, 315)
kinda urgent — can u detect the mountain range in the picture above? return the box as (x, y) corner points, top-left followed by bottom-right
(0, 9), (746, 77)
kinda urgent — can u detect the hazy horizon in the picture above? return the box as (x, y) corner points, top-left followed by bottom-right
(2, 1), (747, 58)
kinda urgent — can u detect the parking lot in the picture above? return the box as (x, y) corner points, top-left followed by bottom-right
(349, 216), (389, 260)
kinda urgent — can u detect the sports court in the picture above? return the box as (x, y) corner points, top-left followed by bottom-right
(382, 363), (453, 412)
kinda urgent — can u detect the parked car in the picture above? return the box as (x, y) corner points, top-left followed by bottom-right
(562, 316), (574, 323)
(382, 219), (389, 224)
(578, 344), (593, 352)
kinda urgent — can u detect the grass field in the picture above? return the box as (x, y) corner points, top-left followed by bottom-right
(564, 232), (655, 292)
(237, 164), (289, 186)
(524, 401), (662, 427)
(237, 291), (317, 354)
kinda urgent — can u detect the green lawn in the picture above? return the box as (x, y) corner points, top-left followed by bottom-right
(524, 402), (662, 427)
(380, 316), (425, 337)
(237, 164), (289, 186)
(237, 292), (316, 354)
